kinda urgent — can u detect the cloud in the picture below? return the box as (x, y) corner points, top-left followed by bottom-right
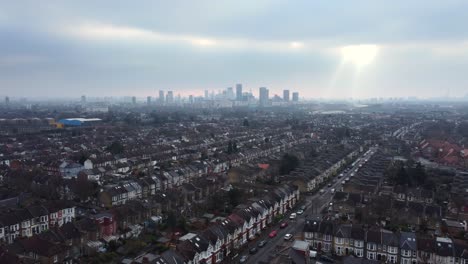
(61, 21), (331, 53)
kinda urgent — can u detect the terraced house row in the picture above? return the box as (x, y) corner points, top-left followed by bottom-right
(170, 184), (300, 264)
(0, 201), (75, 244)
(303, 220), (468, 264)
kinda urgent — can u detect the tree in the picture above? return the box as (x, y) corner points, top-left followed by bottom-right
(228, 188), (243, 207)
(232, 141), (238, 152)
(279, 154), (300, 175)
(227, 141), (233, 154)
(166, 211), (177, 230)
(107, 141), (124, 155)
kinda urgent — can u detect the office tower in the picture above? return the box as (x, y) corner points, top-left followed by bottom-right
(81, 95), (86, 103)
(283, 90), (290, 102)
(159, 90), (165, 104)
(189, 95), (194, 104)
(147, 96), (151, 105)
(236, 84), (243, 101)
(204, 90), (209, 99)
(292, 92), (299, 102)
(226, 87), (234, 99)
(259, 87), (269, 106)
(132, 96), (137, 104)
(5, 96), (10, 105)
(166, 91), (174, 104)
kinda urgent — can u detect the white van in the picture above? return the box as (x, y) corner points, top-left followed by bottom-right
(289, 213), (297, 220)
(331, 188), (335, 193)
(309, 250), (318, 258)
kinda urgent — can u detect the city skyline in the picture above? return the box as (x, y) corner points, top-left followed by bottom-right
(1, 1), (468, 99)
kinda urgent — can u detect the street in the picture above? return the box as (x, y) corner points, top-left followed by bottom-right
(232, 146), (377, 264)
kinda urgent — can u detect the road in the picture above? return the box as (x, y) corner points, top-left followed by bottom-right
(233, 146), (377, 264)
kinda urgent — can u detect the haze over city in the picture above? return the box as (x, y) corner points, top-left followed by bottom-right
(1, 1), (468, 99)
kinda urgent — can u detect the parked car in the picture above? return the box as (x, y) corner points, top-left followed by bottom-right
(284, 233), (293, 240)
(280, 221), (288, 228)
(297, 209), (304, 215)
(289, 213), (297, 220)
(249, 247), (258, 254)
(319, 255), (334, 263)
(239, 255), (248, 263)
(269, 230), (278, 238)
(258, 240), (268, 248)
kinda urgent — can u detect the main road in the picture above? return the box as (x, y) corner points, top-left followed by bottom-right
(231, 146), (377, 264)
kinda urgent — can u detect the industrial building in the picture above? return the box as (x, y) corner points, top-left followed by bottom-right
(57, 118), (102, 127)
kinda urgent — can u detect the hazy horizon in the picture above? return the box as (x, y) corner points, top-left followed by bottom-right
(1, 1), (468, 99)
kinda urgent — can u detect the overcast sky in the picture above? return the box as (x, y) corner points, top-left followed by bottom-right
(1, 0), (468, 99)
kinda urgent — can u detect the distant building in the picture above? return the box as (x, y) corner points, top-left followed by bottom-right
(147, 96), (151, 105)
(132, 96), (136, 104)
(259, 87), (269, 106)
(236, 84), (243, 101)
(81, 95), (86, 104)
(159, 90), (165, 104)
(226, 87), (234, 99)
(204, 90), (209, 99)
(283, 90), (290, 102)
(292, 92), (299, 102)
(58, 118), (102, 127)
(189, 95), (194, 104)
(166, 91), (174, 104)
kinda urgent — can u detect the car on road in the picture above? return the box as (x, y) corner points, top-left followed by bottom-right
(284, 233), (293, 240)
(249, 247), (258, 254)
(239, 255), (248, 263)
(297, 209), (304, 215)
(289, 213), (297, 220)
(319, 189), (325, 194)
(269, 230), (278, 238)
(319, 255), (335, 263)
(327, 183), (332, 187)
(280, 221), (288, 228)
(258, 240), (268, 248)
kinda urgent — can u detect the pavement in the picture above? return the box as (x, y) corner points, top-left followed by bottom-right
(228, 146), (377, 264)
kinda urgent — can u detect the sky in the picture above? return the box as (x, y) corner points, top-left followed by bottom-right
(1, 0), (468, 99)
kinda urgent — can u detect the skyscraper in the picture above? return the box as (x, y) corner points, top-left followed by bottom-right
(5, 96), (10, 105)
(166, 91), (174, 104)
(159, 90), (165, 104)
(81, 95), (86, 103)
(132, 96), (137, 104)
(226, 87), (234, 99)
(292, 92), (299, 102)
(147, 96), (152, 105)
(204, 90), (209, 99)
(236, 84), (243, 101)
(283, 90), (290, 102)
(259, 87), (269, 106)
(189, 95), (194, 104)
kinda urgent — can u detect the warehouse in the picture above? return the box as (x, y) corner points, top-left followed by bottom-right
(57, 118), (102, 126)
